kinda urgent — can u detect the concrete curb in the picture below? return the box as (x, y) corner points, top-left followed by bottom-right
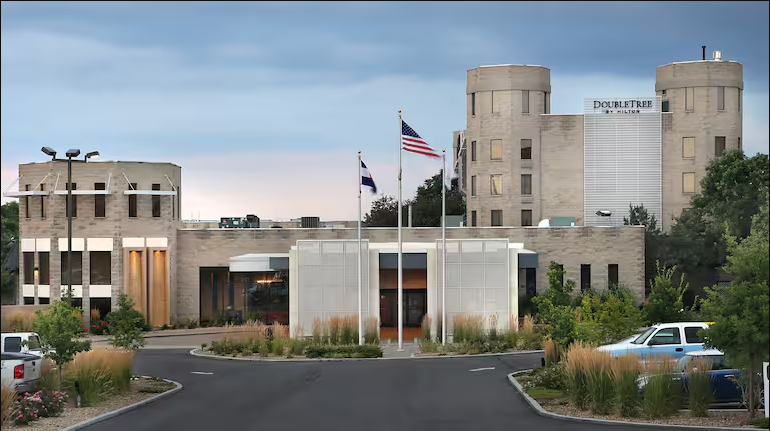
(59, 377), (183, 431)
(189, 348), (545, 363)
(507, 370), (755, 431)
(87, 328), (249, 342)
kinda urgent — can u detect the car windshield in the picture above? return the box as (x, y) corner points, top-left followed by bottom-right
(632, 327), (657, 345)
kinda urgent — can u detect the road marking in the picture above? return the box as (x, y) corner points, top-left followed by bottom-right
(469, 367), (495, 372)
(190, 371), (214, 375)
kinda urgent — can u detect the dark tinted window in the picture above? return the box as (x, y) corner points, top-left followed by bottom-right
(684, 326), (704, 344)
(4, 337), (22, 352)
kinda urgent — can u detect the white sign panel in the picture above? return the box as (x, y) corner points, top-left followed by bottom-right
(586, 97), (659, 114)
(762, 362), (770, 417)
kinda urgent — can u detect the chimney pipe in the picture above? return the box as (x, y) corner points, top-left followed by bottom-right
(702, 46), (706, 60)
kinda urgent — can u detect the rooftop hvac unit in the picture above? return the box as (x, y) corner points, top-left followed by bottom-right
(245, 214), (260, 228)
(301, 217), (320, 228)
(713, 50), (722, 61)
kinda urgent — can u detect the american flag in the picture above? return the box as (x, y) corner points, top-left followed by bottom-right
(402, 120), (441, 159)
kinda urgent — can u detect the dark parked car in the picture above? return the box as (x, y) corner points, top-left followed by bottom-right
(674, 349), (765, 408)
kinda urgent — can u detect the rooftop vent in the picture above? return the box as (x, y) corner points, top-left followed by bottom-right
(713, 50), (722, 61)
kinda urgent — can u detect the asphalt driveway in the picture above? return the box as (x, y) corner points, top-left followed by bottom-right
(83, 349), (691, 431)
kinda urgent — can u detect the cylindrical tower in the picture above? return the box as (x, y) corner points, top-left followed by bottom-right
(465, 64), (551, 227)
(656, 50), (743, 230)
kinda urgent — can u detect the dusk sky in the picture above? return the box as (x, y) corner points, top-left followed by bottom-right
(2, 1), (768, 221)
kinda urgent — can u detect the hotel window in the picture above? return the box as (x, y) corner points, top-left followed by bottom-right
(738, 137), (741, 150)
(471, 210), (477, 227)
(580, 264), (591, 292)
(65, 183), (77, 217)
(471, 175), (477, 196)
(521, 90), (529, 114)
(23, 253), (35, 284)
(471, 92), (476, 116)
(682, 172), (696, 194)
(128, 183), (137, 218)
(491, 91), (495, 113)
(521, 139), (532, 160)
(61, 251), (83, 285)
(715, 136), (726, 156)
(662, 100), (670, 112)
(471, 141), (477, 161)
(521, 209), (533, 227)
(738, 90), (741, 112)
(544, 92), (549, 114)
(24, 185), (30, 218)
(90, 251), (112, 285)
(491, 210), (503, 227)
(682, 137), (695, 159)
(521, 174), (532, 195)
(490, 174), (503, 195)
(556, 264), (564, 287)
(176, 185), (181, 218)
(39, 252), (50, 285)
(40, 184), (46, 218)
(685, 87), (694, 112)
(490, 139), (502, 161)
(608, 264), (619, 289)
(152, 184), (161, 217)
(94, 183), (106, 217)
(717, 87), (725, 111)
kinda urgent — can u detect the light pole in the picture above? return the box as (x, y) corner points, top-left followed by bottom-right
(41, 147), (98, 305)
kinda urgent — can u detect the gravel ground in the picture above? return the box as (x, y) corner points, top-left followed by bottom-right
(538, 396), (757, 428)
(9, 378), (174, 430)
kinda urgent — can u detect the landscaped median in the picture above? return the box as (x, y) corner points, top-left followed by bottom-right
(508, 341), (769, 430)
(415, 314), (545, 356)
(197, 317), (384, 360)
(1, 349), (180, 430)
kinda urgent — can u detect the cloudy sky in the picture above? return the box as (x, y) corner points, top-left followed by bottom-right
(2, 1), (768, 221)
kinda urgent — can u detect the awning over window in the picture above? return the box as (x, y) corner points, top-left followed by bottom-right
(2, 174), (51, 198)
(53, 172), (112, 195)
(122, 173), (178, 195)
(518, 249), (539, 269)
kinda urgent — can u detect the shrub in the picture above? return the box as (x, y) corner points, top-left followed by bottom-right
(641, 356), (680, 418)
(90, 320), (110, 336)
(32, 300), (92, 390)
(750, 417), (769, 429)
(612, 354), (642, 417)
(518, 315), (545, 350)
(363, 316), (379, 345)
(546, 305), (579, 348)
(1, 382), (15, 427)
(22, 389), (67, 418)
(311, 317), (323, 344)
(544, 338), (562, 366)
(304, 344), (382, 359)
(106, 294), (146, 351)
(328, 315), (341, 345)
(685, 357), (713, 417)
(528, 363), (567, 390)
(421, 314), (432, 341)
(564, 342), (591, 409)
(452, 314), (484, 343)
(419, 340), (440, 354)
(585, 350), (615, 415)
(578, 287), (645, 345)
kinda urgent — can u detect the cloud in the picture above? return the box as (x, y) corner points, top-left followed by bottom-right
(2, 26), (768, 220)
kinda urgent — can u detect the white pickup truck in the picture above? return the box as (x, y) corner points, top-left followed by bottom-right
(1, 352), (41, 393)
(1, 332), (44, 357)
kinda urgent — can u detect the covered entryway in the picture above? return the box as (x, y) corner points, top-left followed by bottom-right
(378, 252), (426, 341)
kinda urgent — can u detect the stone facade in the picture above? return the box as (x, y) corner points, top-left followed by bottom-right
(460, 54), (743, 231)
(176, 226), (645, 321)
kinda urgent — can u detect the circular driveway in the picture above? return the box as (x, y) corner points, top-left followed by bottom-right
(86, 349), (687, 431)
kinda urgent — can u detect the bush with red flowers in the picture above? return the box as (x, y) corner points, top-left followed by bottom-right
(90, 320), (110, 335)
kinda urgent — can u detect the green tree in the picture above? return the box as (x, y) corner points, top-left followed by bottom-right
(363, 171), (465, 227)
(701, 189), (769, 417)
(106, 294), (146, 350)
(1, 201), (20, 303)
(32, 300), (92, 390)
(533, 262), (575, 327)
(644, 262), (688, 324)
(546, 305), (579, 347)
(624, 204), (664, 292)
(578, 287), (645, 345)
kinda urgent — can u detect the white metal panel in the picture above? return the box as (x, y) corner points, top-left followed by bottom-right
(124, 190), (177, 196)
(295, 240), (369, 337)
(60, 285), (83, 298)
(38, 286), (50, 298)
(58, 238), (85, 252)
(584, 97), (662, 226)
(122, 237), (145, 248)
(54, 190), (110, 195)
(146, 237), (168, 248)
(22, 285), (35, 297)
(89, 285), (112, 298)
(36, 238), (51, 252)
(21, 239), (36, 252)
(229, 253), (289, 272)
(87, 238), (114, 252)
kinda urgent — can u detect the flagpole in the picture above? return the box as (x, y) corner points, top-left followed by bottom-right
(442, 149), (447, 345)
(358, 151), (364, 345)
(397, 109), (404, 351)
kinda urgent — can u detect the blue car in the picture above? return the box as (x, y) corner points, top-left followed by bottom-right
(675, 349), (766, 408)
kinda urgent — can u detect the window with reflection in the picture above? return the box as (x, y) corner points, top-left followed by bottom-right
(231, 271), (289, 325)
